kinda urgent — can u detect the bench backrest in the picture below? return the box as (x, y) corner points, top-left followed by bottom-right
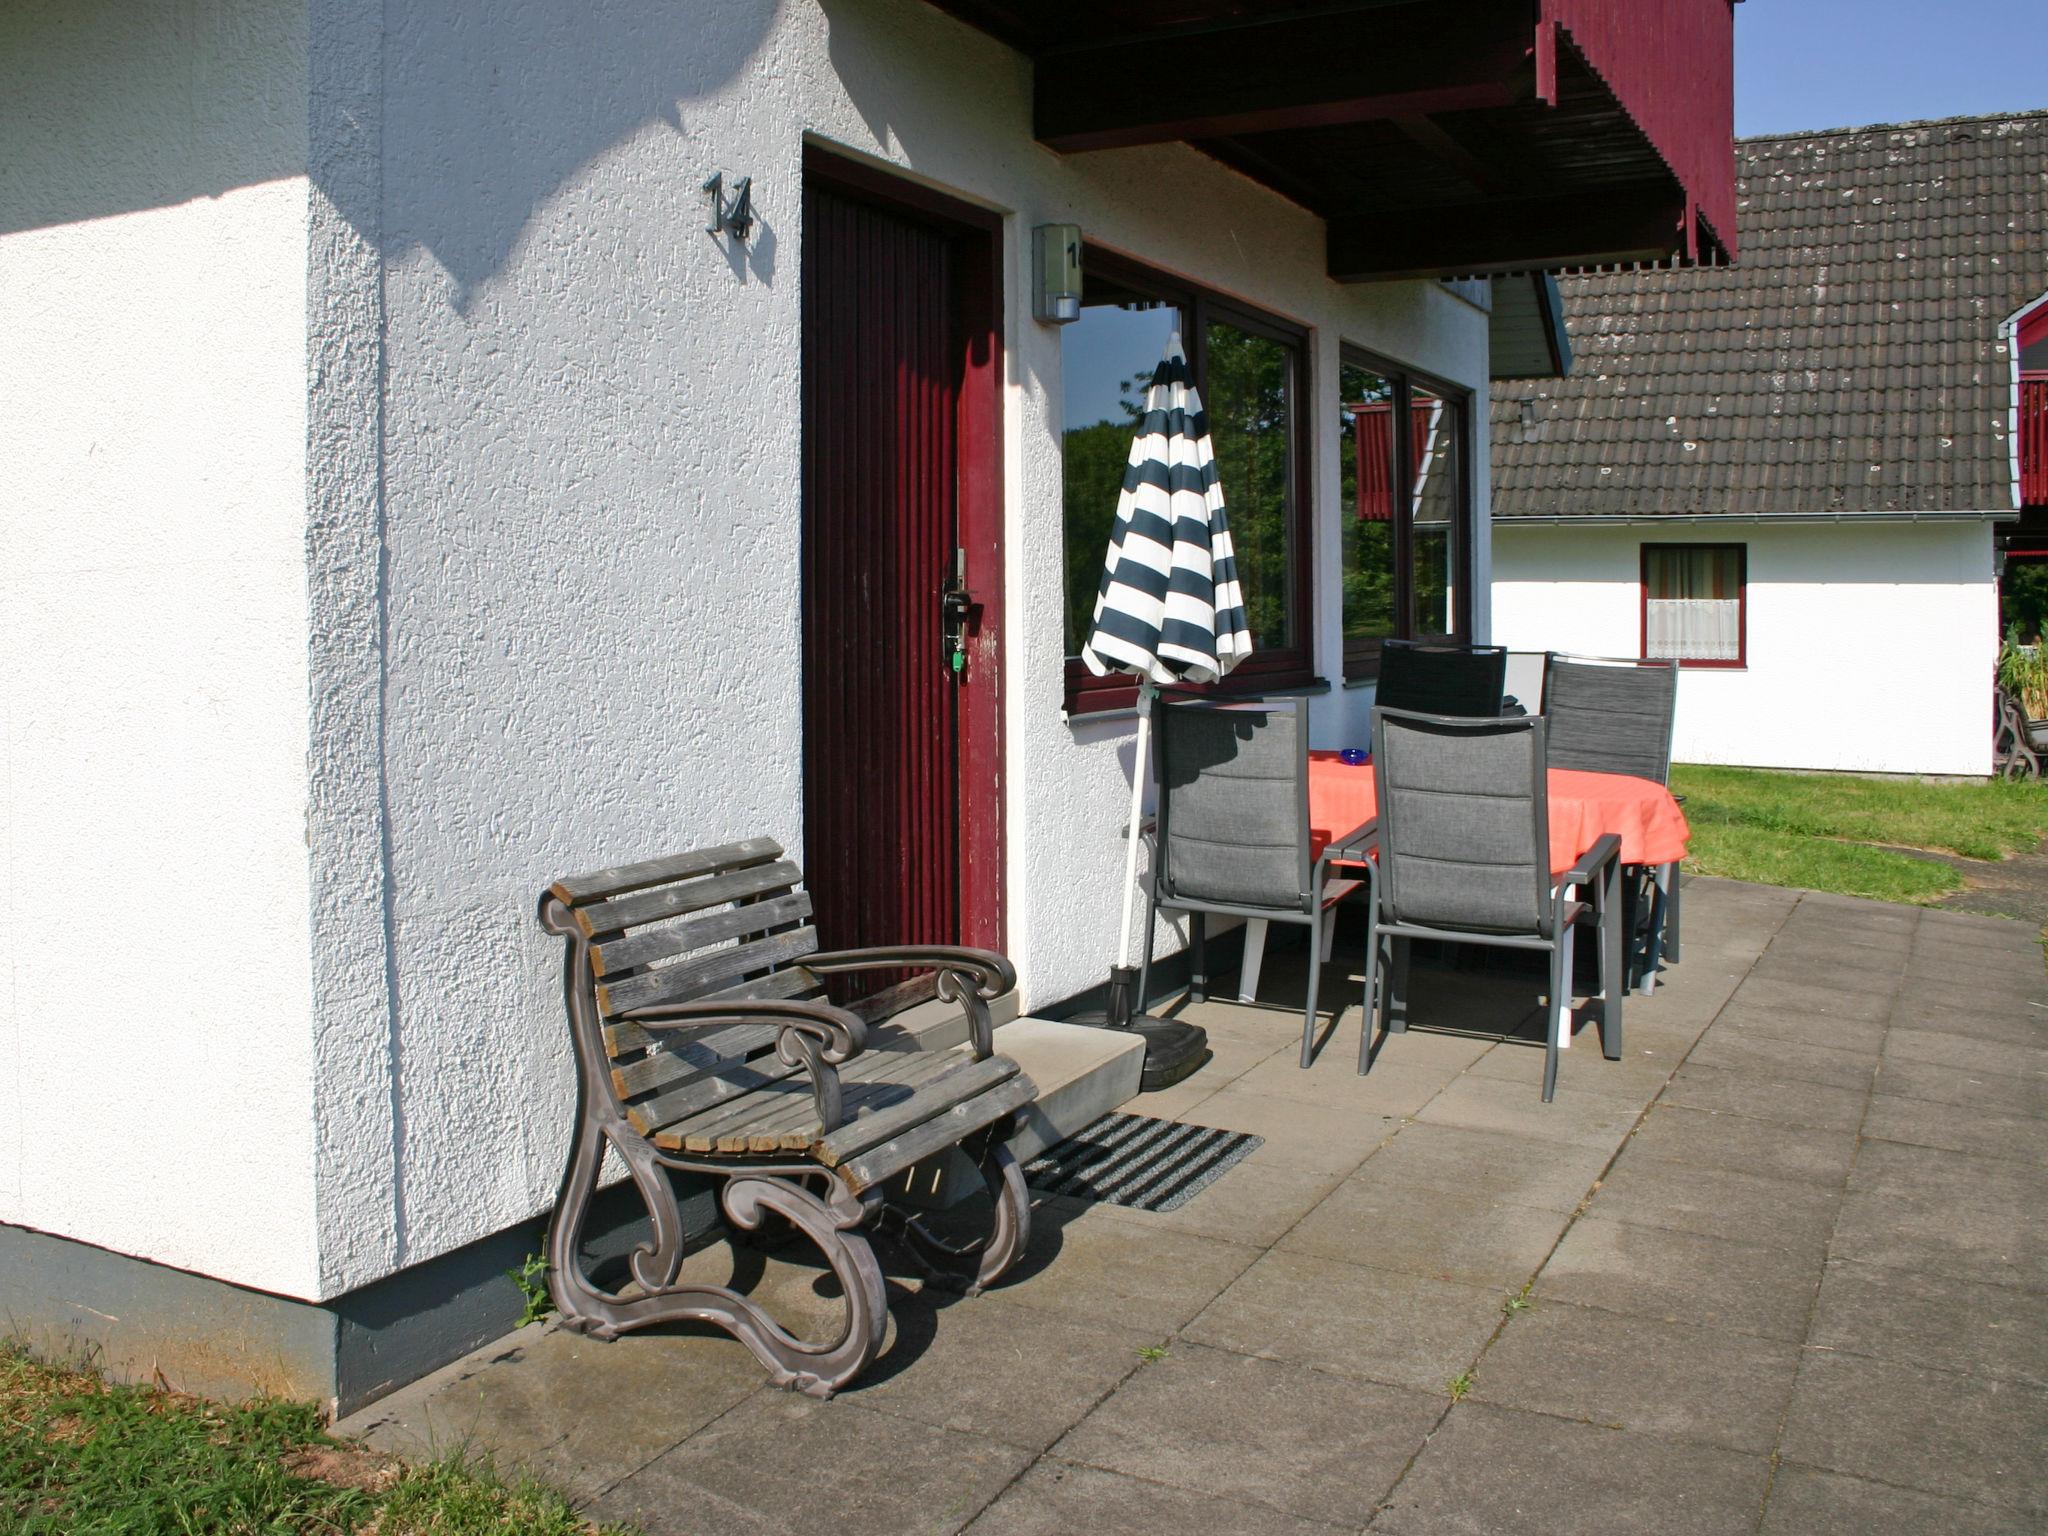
(539, 839), (898, 1142)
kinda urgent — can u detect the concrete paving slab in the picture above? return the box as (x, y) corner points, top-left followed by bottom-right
(1183, 1247), (1505, 1395)
(1370, 1400), (1770, 1536)
(1534, 1216), (1821, 1342)
(1416, 1071), (1646, 1150)
(1883, 1026), (2048, 1081)
(962, 1459), (1353, 1536)
(1687, 1027), (1881, 1093)
(995, 1197), (1262, 1334)
(843, 1295), (1155, 1453)
(1183, 1086), (1402, 1176)
(1348, 1120), (1617, 1214)
(1832, 1141), (2046, 1290)
(1808, 1258), (2046, 1390)
(1779, 1348), (2048, 1514)
(1862, 1091), (2048, 1165)
(1891, 976), (2048, 1017)
(1662, 1062), (1869, 1132)
(341, 1321), (764, 1502)
(1233, 1050), (1449, 1116)
(1280, 1177), (1572, 1291)
(1052, 1344), (1441, 1527)
(588, 1393), (1033, 1536)
(1705, 1001), (1887, 1055)
(1886, 995), (2048, 1048)
(1470, 1298), (1801, 1455)
(1080, 1160), (1342, 1250)
(1587, 1157), (1843, 1257)
(1620, 1102), (1858, 1186)
(1722, 974), (1893, 1024)
(1748, 955), (1905, 997)
(1461, 1035), (1677, 1100)
(1759, 1465), (2038, 1536)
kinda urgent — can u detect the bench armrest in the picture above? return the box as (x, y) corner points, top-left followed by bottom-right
(1562, 832), (1623, 890)
(620, 996), (868, 1134)
(805, 946), (1016, 1060)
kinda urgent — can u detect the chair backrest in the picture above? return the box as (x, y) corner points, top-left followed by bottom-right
(1154, 699), (1312, 913)
(1375, 639), (1508, 717)
(1542, 653), (1679, 784)
(1371, 708), (1553, 937)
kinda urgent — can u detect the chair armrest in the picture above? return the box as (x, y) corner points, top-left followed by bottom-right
(617, 997), (867, 1133)
(1562, 832), (1623, 889)
(805, 946), (1016, 1059)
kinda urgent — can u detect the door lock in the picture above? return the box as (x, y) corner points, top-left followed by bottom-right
(940, 548), (976, 681)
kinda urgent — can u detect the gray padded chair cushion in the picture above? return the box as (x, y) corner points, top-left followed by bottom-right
(1157, 703), (1308, 911)
(1376, 641), (1508, 718)
(1543, 656), (1678, 785)
(1373, 709), (1548, 935)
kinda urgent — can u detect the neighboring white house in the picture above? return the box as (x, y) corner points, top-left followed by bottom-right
(1, 0), (1735, 1410)
(1491, 113), (2047, 778)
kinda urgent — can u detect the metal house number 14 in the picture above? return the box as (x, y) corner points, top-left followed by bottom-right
(703, 173), (755, 242)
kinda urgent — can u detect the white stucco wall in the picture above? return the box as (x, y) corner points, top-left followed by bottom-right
(1492, 521), (1999, 776)
(0, 0), (320, 1293)
(297, 0), (1490, 1294)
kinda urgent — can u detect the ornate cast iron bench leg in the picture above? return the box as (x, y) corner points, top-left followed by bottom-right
(880, 1123), (1032, 1297)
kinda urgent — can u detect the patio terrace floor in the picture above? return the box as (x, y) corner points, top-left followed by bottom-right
(340, 877), (2048, 1534)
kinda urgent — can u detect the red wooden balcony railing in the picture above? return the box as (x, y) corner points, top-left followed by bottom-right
(2024, 375), (2048, 509)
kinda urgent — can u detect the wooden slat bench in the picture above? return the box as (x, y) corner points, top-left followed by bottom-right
(537, 839), (1036, 1397)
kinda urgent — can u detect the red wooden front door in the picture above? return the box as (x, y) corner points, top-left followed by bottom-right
(800, 159), (1004, 960)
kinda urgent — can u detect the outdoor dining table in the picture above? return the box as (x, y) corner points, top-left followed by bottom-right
(1305, 750), (1691, 874)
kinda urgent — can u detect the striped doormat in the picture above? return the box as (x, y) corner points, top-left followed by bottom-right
(1022, 1113), (1263, 1213)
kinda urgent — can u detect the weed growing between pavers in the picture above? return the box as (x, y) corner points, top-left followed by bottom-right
(0, 1341), (633, 1535)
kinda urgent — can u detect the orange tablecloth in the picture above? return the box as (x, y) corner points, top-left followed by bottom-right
(1307, 751), (1690, 876)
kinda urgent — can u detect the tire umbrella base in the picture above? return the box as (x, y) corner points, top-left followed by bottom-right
(1067, 965), (1212, 1093)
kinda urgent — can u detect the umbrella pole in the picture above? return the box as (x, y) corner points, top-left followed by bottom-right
(1114, 678), (1155, 973)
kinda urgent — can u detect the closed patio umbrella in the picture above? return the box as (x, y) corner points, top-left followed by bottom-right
(1077, 329), (1252, 1089)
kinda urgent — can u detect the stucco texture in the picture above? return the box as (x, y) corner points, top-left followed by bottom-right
(1491, 521), (1998, 776)
(0, 0), (320, 1294)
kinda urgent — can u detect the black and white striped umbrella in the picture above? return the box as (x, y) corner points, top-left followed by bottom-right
(1082, 330), (1253, 979)
(1081, 332), (1253, 685)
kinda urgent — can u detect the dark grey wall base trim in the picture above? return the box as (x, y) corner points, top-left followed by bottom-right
(1033, 925), (1250, 1023)
(3, 1172), (723, 1419)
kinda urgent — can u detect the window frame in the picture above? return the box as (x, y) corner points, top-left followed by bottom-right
(1338, 343), (1477, 683)
(1063, 246), (1317, 716)
(1639, 542), (1748, 669)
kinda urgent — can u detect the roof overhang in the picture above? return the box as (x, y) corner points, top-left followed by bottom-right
(1488, 273), (1573, 380)
(917, 0), (1737, 281)
(1496, 510), (2017, 526)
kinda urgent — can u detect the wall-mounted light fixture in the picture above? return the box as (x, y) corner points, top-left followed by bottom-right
(703, 172), (755, 242)
(1033, 223), (1082, 324)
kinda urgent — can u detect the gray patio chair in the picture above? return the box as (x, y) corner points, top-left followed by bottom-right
(1359, 708), (1621, 1102)
(1136, 698), (1373, 1070)
(1374, 638), (1508, 718)
(1541, 652), (1682, 988)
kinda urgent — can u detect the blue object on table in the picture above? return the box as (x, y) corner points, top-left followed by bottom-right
(1340, 747), (1369, 766)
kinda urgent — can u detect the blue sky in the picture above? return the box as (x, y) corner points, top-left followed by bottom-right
(1737, 0), (2044, 135)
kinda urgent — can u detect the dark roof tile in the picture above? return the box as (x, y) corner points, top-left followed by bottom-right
(1491, 111), (2048, 517)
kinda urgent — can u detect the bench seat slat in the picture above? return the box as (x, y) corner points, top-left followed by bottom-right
(816, 1055), (1020, 1166)
(552, 839), (782, 909)
(652, 1043), (982, 1155)
(600, 927), (819, 1016)
(610, 1023), (779, 1101)
(838, 1076), (1037, 1194)
(579, 859), (804, 939)
(594, 890), (812, 976)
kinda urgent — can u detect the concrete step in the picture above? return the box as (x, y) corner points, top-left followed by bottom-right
(893, 1015), (1145, 1208)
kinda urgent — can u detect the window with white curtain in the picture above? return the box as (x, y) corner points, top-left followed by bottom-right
(1642, 544), (1745, 665)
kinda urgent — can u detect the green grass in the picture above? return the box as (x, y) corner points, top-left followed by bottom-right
(1, 1341), (632, 1536)
(1670, 765), (2048, 906)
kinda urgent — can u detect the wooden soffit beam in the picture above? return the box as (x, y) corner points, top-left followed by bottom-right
(1034, 2), (1534, 153)
(1327, 190), (1686, 282)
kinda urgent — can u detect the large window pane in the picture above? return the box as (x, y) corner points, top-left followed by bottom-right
(1411, 384), (1459, 639)
(1061, 285), (1181, 659)
(1645, 545), (1744, 661)
(1340, 361), (1397, 647)
(1205, 320), (1296, 649)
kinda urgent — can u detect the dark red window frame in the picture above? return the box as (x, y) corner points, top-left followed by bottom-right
(1340, 344), (1476, 683)
(1063, 247), (1316, 716)
(1639, 542), (1747, 670)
